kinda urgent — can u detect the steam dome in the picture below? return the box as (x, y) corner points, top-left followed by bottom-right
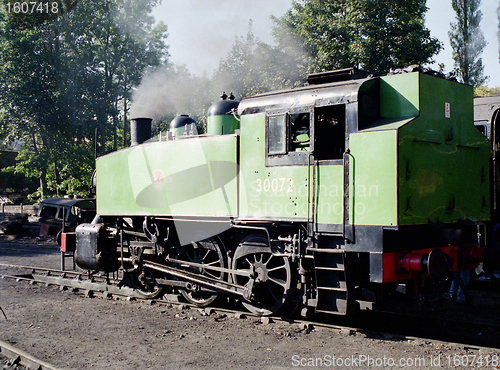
(207, 92), (240, 135)
(169, 115), (197, 137)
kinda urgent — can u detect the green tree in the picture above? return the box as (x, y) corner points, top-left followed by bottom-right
(64, 0), (169, 153)
(449, 0), (487, 87)
(0, 0), (169, 201)
(356, 0), (442, 73)
(0, 14), (74, 199)
(273, 0), (441, 74)
(213, 20), (307, 100)
(272, 0), (357, 73)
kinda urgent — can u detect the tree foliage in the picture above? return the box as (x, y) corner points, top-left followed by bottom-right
(0, 0), (169, 201)
(272, 0), (357, 73)
(271, 0), (442, 75)
(449, 0), (487, 88)
(355, 0), (442, 73)
(211, 0), (442, 100)
(474, 85), (500, 97)
(213, 20), (306, 99)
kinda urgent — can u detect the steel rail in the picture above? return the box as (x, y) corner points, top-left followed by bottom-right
(0, 339), (61, 370)
(0, 262), (76, 274)
(2, 263), (500, 351)
(0, 262), (245, 298)
(0, 262), (121, 282)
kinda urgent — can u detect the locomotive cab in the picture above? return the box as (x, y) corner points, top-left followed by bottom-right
(237, 67), (490, 313)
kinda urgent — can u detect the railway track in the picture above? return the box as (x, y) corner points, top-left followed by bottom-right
(1, 262), (499, 351)
(0, 263), (147, 299)
(0, 339), (61, 370)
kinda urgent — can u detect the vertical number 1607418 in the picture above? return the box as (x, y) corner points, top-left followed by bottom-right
(6, 2), (59, 13)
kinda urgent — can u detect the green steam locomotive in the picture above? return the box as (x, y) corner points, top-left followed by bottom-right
(69, 67), (493, 316)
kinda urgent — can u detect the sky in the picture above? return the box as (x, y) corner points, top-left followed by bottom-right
(152, 0), (500, 87)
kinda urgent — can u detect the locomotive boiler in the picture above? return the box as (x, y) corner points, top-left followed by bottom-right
(71, 67), (493, 316)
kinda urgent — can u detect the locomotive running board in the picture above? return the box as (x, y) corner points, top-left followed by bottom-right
(143, 260), (250, 298)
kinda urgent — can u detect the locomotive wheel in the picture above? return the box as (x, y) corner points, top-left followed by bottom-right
(174, 235), (227, 307)
(232, 236), (295, 316)
(125, 267), (166, 299)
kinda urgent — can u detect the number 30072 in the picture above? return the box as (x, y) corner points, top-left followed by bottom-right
(255, 178), (293, 193)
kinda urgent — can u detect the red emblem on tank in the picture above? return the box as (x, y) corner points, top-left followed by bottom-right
(152, 169), (165, 191)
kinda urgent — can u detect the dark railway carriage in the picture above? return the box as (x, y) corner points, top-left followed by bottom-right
(474, 95), (500, 229)
(72, 68), (492, 316)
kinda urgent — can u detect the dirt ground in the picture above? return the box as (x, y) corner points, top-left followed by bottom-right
(1, 236), (499, 370)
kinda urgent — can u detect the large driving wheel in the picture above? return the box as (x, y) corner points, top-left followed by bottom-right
(174, 235), (227, 307)
(232, 235), (295, 316)
(125, 267), (166, 299)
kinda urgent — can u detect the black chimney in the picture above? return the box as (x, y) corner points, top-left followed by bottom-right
(130, 117), (152, 146)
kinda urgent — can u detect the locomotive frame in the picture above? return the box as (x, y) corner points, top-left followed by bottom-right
(68, 67), (493, 316)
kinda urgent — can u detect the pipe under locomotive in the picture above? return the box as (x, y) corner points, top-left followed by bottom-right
(65, 67), (497, 316)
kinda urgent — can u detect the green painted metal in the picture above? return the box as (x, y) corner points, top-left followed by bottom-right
(96, 135), (238, 217)
(397, 74), (490, 224)
(345, 72), (419, 226)
(238, 113), (310, 220)
(345, 72), (489, 227)
(169, 125), (198, 138)
(349, 130), (398, 226)
(169, 126), (186, 137)
(314, 165), (344, 225)
(207, 114), (240, 135)
(168, 115), (197, 138)
(380, 72), (419, 119)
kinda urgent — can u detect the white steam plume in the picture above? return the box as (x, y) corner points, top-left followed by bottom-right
(130, 66), (213, 120)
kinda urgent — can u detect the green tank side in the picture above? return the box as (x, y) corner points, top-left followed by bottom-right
(398, 73), (490, 224)
(96, 135), (238, 217)
(346, 73), (420, 226)
(380, 72), (420, 119)
(346, 72), (489, 227)
(238, 113), (310, 220)
(314, 165), (344, 226)
(349, 130), (399, 226)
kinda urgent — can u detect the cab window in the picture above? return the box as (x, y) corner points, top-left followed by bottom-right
(268, 115), (287, 155)
(266, 110), (311, 166)
(290, 113), (310, 152)
(314, 105), (346, 160)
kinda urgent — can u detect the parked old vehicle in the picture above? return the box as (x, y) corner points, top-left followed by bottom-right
(37, 197), (96, 237)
